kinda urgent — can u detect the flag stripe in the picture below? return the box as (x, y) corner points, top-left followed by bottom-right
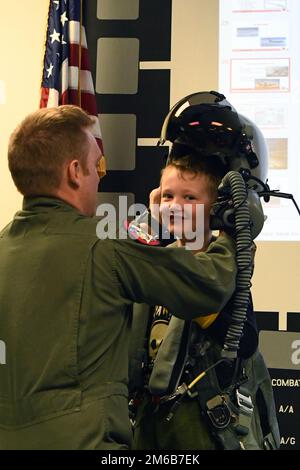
(60, 62), (95, 95)
(61, 89), (99, 117)
(68, 20), (87, 47)
(69, 44), (90, 69)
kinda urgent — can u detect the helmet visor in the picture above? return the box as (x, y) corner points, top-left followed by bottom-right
(159, 91), (238, 145)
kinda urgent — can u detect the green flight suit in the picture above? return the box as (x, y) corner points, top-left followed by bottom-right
(0, 196), (236, 450)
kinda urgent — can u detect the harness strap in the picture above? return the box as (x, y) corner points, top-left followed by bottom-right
(187, 340), (254, 450)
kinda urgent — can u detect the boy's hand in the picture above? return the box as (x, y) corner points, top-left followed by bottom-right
(149, 186), (161, 207)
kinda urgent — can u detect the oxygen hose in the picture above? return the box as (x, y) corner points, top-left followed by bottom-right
(219, 171), (253, 359)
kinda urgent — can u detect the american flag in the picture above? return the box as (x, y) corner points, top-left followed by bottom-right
(40, 0), (104, 159)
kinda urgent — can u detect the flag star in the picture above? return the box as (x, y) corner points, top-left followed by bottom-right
(50, 29), (60, 43)
(53, 1), (59, 10)
(60, 11), (68, 27)
(46, 63), (54, 78)
(61, 35), (67, 45)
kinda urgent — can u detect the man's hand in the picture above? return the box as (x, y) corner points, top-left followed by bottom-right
(149, 186), (161, 222)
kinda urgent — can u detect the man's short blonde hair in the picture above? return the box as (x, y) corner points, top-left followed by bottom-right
(8, 105), (95, 196)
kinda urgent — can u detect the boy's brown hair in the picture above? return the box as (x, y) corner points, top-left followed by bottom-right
(162, 153), (224, 200)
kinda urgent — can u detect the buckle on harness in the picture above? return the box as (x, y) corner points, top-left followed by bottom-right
(236, 389), (253, 416)
(206, 395), (232, 429)
(235, 387), (253, 436)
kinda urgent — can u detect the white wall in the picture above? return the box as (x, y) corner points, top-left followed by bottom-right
(252, 241), (300, 328)
(171, 0), (219, 102)
(0, 0), (49, 228)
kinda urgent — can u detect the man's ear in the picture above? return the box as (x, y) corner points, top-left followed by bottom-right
(67, 159), (80, 188)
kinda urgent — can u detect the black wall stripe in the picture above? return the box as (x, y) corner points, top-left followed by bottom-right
(85, 0), (172, 205)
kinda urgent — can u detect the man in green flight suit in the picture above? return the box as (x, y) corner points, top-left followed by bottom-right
(0, 105), (236, 450)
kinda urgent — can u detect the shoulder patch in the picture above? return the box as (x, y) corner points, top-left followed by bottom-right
(124, 220), (160, 246)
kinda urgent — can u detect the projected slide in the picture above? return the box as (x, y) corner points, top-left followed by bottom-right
(230, 58), (290, 92)
(219, 0), (300, 241)
(232, 0), (288, 12)
(232, 18), (289, 51)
